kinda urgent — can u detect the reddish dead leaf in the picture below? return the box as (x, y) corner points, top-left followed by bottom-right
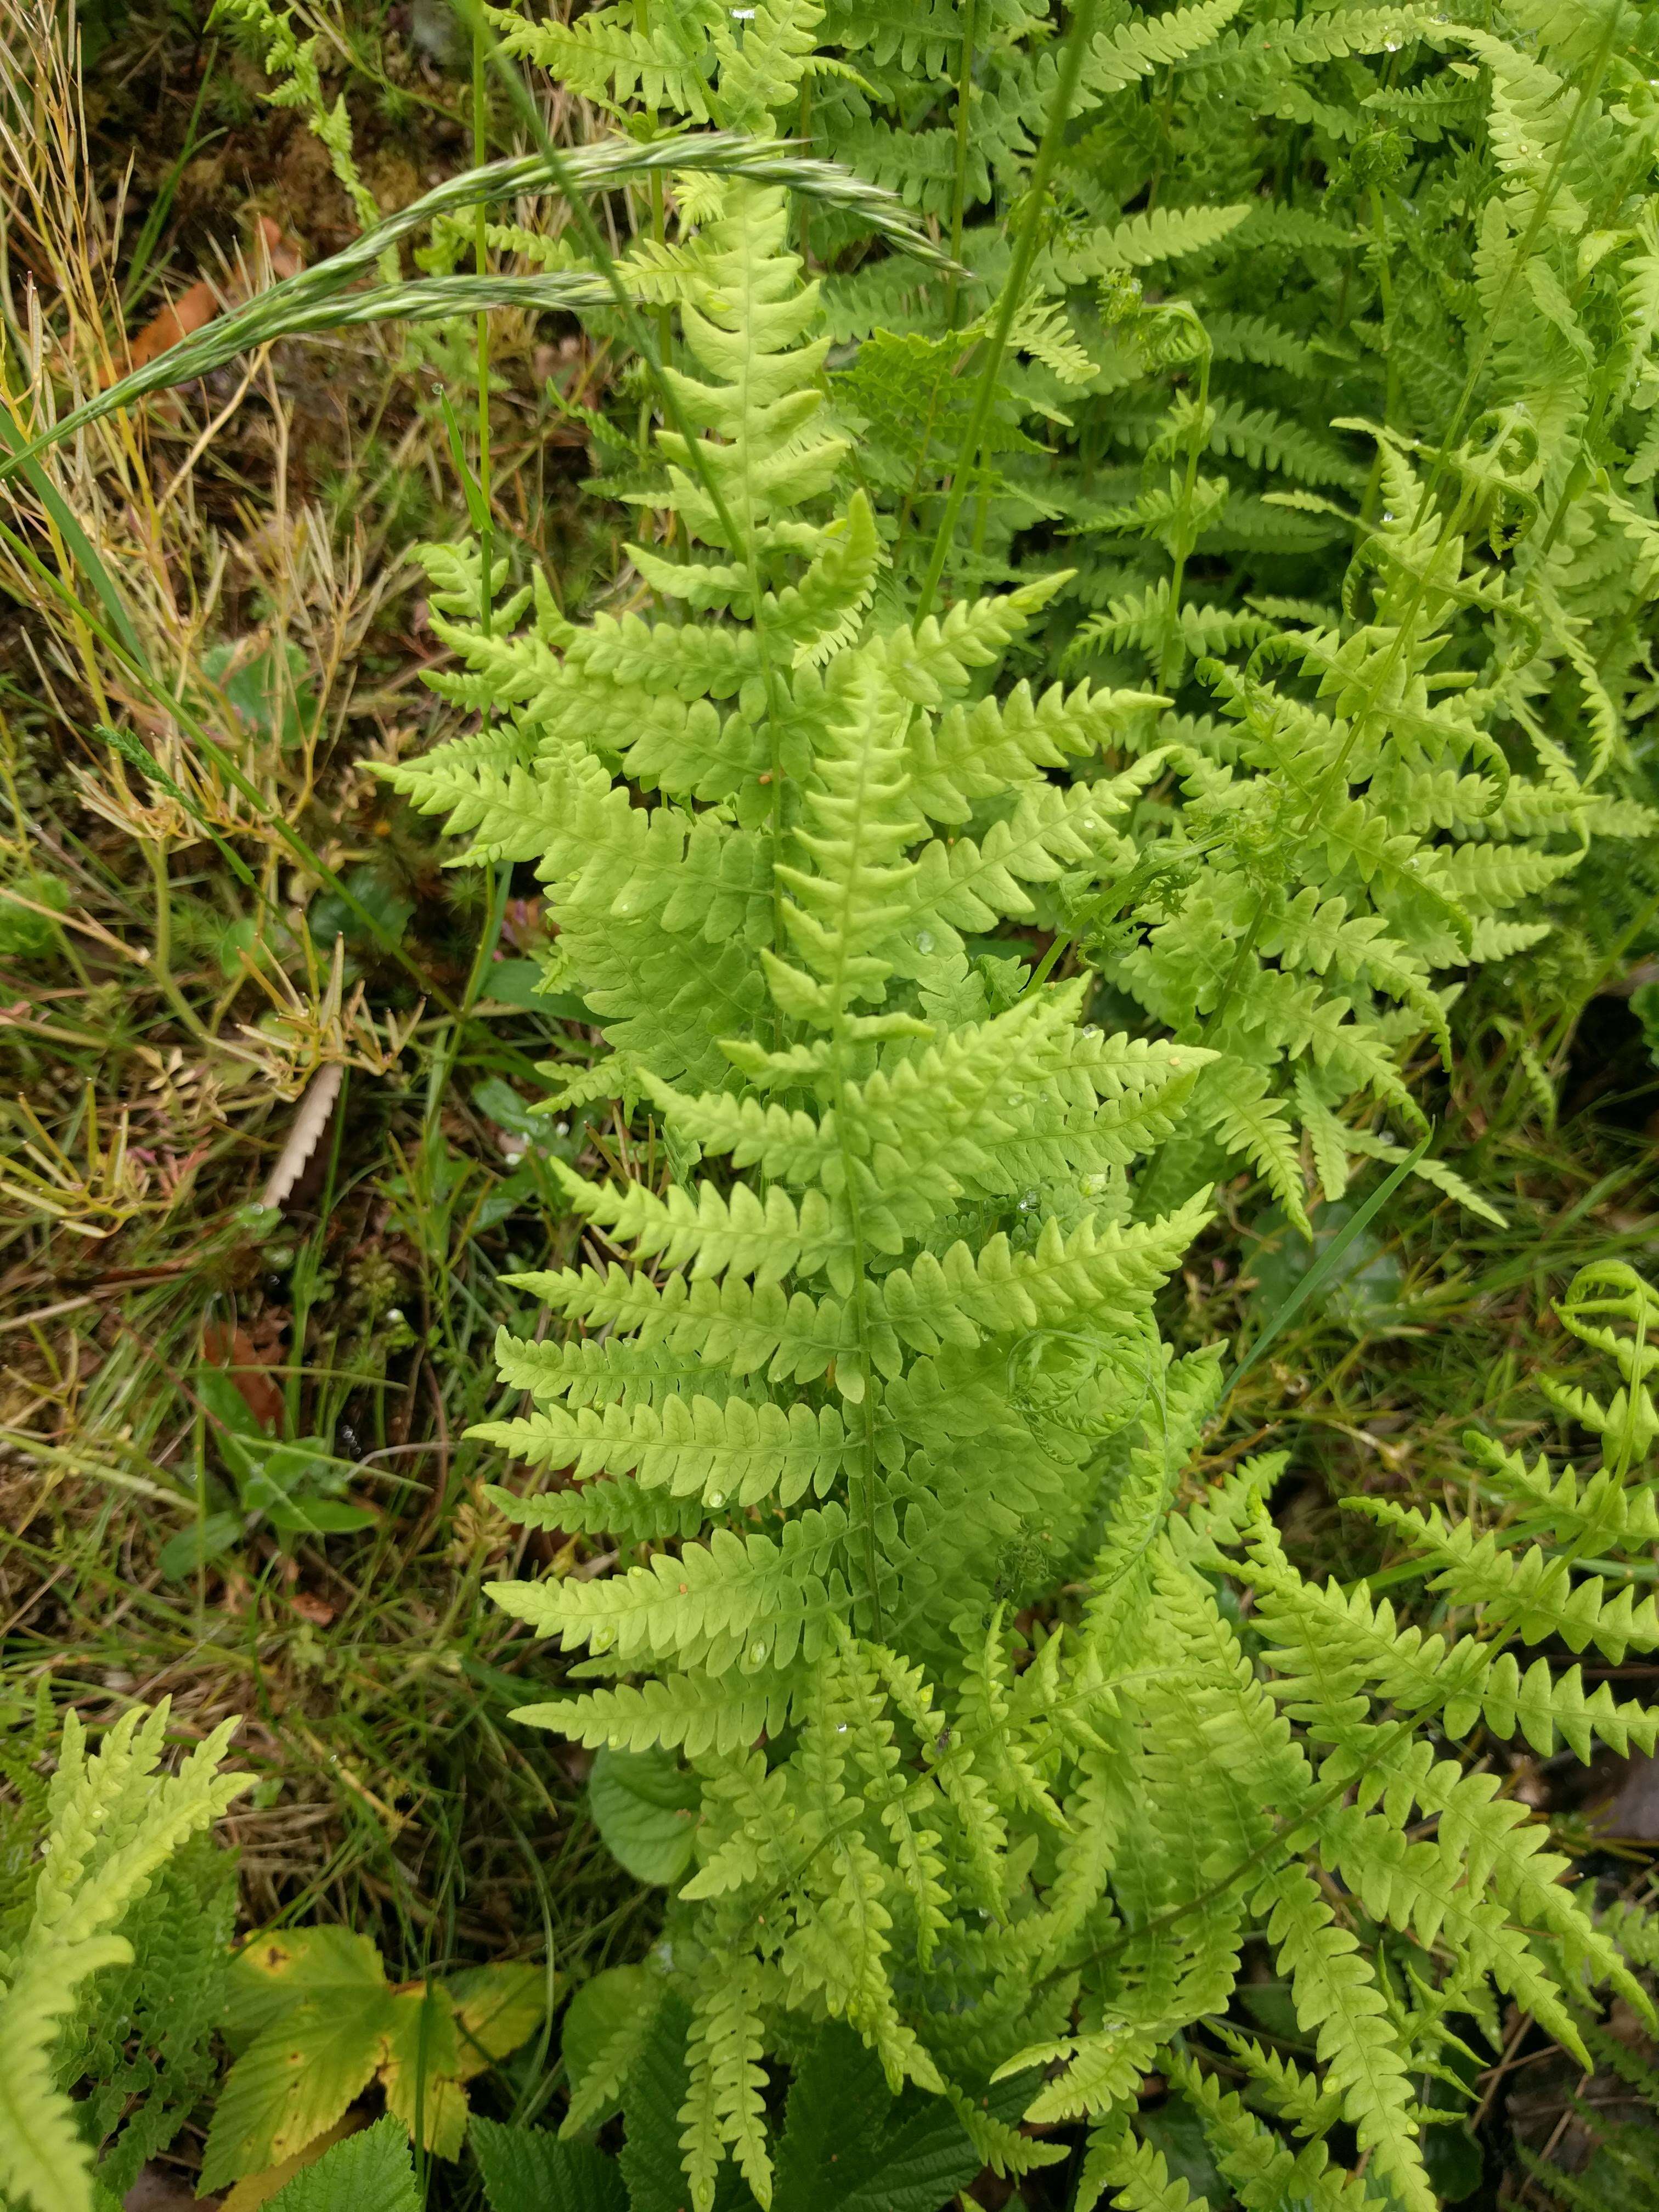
(255, 213), (306, 280)
(121, 278), (220, 375)
(290, 1591), (335, 1628)
(202, 1320), (284, 1431)
(114, 217), (303, 382)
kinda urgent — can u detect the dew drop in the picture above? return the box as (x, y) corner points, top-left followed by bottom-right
(749, 1642), (768, 1664)
(835, 1723), (849, 1734)
(708, 1490), (725, 1507)
(1082, 1023), (1102, 1039)
(1080, 814), (1099, 831)
(1018, 1189), (1039, 1211)
(916, 928), (935, 953)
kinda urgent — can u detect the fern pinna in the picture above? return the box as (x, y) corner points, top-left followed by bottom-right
(385, 169), (1658, 2207)
(799, 0), (1659, 1224)
(1052, 0), (1659, 1224)
(0, 1701), (245, 2212)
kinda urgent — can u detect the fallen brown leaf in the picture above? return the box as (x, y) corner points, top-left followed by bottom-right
(255, 213), (306, 281)
(121, 278), (221, 375)
(202, 1320), (284, 1431)
(115, 217), (304, 381)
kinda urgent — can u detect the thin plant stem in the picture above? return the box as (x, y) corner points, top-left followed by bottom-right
(472, 7), (494, 643)
(946, 0), (980, 329)
(145, 840), (212, 1046)
(916, 0), (1099, 622)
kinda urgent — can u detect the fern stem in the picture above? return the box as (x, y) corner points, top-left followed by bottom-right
(1156, 332), (1211, 693)
(916, 0), (1099, 621)
(833, 1036), (886, 1644)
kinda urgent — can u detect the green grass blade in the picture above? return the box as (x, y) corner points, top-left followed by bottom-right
(0, 136), (957, 488)
(1223, 1128), (1432, 1402)
(0, 400), (144, 661)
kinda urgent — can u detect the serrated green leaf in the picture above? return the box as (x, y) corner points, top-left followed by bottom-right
(223, 1927), (390, 2049)
(471, 2117), (628, 2212)
(771, 2025), (989, 2212)
(200, 2003), (390, 2191)
(448, 1963), (549, 2077)
(264, 2117), (420, 2212)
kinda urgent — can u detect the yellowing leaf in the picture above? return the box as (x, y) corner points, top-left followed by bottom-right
(218, 2113), (366, 2212)
(447, 1963), (549, 2079)
(201, 2003), (390, 2191)
(224, 1926), (388, 2049)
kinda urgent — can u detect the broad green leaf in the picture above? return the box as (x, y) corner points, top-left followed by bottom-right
(216, 2114), (360, 2212)
(200, 639), (317, 751)
(198, 1364), (270, 1486)
(223, 1927), (390, 2049)
(258, 1494), (378, 1537)
(157, 1510), (244, 1581)
(447, 1963), (549, 2077)
(379, 1988), (467, 2159)
(587, 1746), (700, 1884)
(772, 2024), (998, 2212)
(306, 864), (415, 954)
